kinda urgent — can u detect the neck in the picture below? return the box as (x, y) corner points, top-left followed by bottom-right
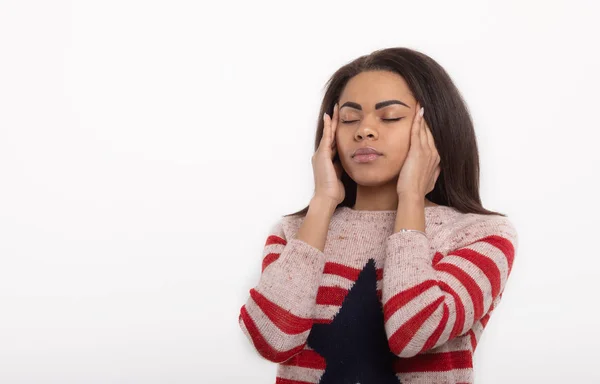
(351, 182), (437, 211)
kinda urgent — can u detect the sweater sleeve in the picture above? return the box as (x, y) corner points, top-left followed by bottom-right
(382, 215), (518, 358)
(238, 217), (326, 363)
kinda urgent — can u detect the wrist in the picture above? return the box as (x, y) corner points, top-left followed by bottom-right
(310, 196), (339, 213)
(397, 192), (424, 205)
(394, 193), (427, 233)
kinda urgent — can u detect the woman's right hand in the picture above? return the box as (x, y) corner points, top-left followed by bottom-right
(312, 103), (345, 205)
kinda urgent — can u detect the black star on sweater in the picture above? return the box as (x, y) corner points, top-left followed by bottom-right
(307, 258), (402, 384)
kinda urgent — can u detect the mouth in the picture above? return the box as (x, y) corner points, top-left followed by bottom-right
(352, 147), (383, 158)
(352, 153), (381, 163)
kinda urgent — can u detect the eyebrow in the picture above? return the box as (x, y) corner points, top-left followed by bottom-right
(339, 99), (410, 111)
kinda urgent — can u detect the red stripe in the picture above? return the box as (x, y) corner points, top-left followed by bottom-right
(432, 252), (444, 265)
(239, 305), (305, 362)
(322, 262), (359, 280)
(392, 350), (473, 373)
(449, 247), (502, 299)
(469, 329), (477, 351)
(276, 378), (315, 384)
(438, 281), (466, 339)
(383, 280), (437, 322)
(280, 349), (326, 370)
(316, 286), (382, 306)
(483, 234), (515, 274)
(322, 262), (383, 281)
(262, 252), (280, 272)
(266, 234), (287, 246)
(388, 296), (444, 355)
(435, 262), (484, 320)
(262, 234), (286, 272)
(419, 303), (449, 353)
(316, 286), (347, 306)
(249, 288), (313, 334)
(480, 313), (490, 328)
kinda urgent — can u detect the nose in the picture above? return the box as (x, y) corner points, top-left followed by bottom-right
(354, 126), (378, 141)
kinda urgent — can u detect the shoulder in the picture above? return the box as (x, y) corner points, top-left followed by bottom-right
(442, 211), (518, 253)
(266, 214), (305, 241)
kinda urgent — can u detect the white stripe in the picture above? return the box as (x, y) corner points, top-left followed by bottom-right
(319, 273), (355, 289)
(429, 298), (458, 351)
(276, 363), (324, 383)
(398, 367), (473, 383)
(263, 243), (285, 258)
(422, 334), (473, 354)
(438, 255), (494, 315)
(320, 272), (385, 291)
(384, 285), (442, 354)
(435, 270), (475, 336)
(402, 302), (447, 355)
(314, 303), (341, 321)
(471, 320), (485, 345)
(464, 240), (511, 288)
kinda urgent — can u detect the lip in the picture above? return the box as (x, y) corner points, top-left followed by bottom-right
(352, 146), (382, 157)
(353, 153), (381, 163)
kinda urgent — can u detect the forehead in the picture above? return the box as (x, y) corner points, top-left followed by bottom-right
(339, 70), (414, 106)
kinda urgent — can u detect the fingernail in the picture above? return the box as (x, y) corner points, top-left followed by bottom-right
(323, 112), (327, 120)
(419, 107), (425, 117)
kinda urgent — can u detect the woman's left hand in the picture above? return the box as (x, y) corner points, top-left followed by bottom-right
(396, 102), (442, 198)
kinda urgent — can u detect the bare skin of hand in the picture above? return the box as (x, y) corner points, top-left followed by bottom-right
(313, 103), (345, 205)
(396, 102), (441, 198)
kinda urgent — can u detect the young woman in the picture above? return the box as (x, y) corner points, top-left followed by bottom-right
(238, 47), (518, 384)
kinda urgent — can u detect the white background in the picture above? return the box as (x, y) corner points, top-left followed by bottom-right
(1, 1), (598, 383)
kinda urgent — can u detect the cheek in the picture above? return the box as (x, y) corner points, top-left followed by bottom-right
(382, 141), (410, 167)
(334, 132), (347, 149)
(387, 132), (411, 154)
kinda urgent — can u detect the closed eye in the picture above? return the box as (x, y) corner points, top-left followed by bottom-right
(340, 117), (404, 124)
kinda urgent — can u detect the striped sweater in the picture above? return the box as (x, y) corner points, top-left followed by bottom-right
(238, 205), (518, 383)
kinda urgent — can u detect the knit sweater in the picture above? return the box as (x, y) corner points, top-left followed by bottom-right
(238, 204), (518, 384)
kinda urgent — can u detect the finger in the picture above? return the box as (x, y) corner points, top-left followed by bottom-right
(328, 105), (334, 144)
(316, 112), (330, 157)
(424, 120), (433, 149)
(419, 107), (427, 147)
(425, 119), (433, 160)
(424, 121), (438, 161)
(331, 103), (338, 148)
(321, 112), (331, 147)
(411, 102), (421, 141)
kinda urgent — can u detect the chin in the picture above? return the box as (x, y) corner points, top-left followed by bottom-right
(346, 168), (396, 187)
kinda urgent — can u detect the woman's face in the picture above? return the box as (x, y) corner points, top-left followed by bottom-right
(335, 70), (420, 187)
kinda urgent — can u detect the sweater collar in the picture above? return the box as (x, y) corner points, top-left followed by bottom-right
(335, 205), (456, 222)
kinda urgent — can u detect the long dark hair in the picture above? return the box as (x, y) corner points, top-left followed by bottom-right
(284, 47), (506, 218)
